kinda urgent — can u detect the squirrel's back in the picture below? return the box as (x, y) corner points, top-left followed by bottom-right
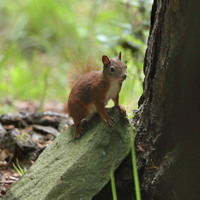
(64, 70), (103, 114)
(64, 57), (100, 113)
(69, 71), (102, 101)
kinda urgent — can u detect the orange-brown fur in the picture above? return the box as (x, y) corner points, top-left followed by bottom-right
(65, 52), (127, 139)
(67, 57), (100, 88)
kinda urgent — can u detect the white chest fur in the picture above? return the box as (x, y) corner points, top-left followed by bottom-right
(105, 82), (120, 104)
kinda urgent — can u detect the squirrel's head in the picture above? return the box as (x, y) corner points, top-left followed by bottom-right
(102, 52), (127, 82)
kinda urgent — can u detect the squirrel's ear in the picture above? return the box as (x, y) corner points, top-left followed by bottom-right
(118, 51), (121, 60)
(102, 55), (110, 65)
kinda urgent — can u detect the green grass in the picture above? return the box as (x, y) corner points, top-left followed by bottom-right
(111, 166), (118, 200)
(131, 134), (141, 200)
(110, 134), (141, 200)
(13, 158), (24, 176)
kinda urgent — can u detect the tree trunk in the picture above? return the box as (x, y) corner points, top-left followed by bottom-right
(94, 1), (200, 199)
(134, 0), (200, 199)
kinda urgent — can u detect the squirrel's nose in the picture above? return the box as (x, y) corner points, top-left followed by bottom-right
(122, 74), (127, 80)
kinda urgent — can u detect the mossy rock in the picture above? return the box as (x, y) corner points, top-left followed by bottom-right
(4, 107), (133, 200)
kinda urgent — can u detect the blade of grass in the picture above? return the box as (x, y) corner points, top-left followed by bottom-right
(13, 163), (23, 176)
(131, 134), (141, 200)
(110, 166), (117, 200)
(16, 158), (24, 175)
(13, 158), (24, 176)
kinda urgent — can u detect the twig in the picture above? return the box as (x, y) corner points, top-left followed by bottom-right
(0, 180), (16, 184)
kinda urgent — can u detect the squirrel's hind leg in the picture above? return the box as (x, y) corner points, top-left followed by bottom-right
(74, 124), (82, 139)
(70, 106), (88, 139)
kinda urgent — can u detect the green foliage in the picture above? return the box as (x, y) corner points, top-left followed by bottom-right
(0, 0), (152, 115)
(13, 158), (24, 176)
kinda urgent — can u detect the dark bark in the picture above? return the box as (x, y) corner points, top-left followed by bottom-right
(134, 0), (200, 199)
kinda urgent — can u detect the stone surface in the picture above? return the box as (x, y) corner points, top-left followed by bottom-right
(4, 107), (133, 200)
(0, 123), (6, 142)
(33, 125), (60, 137)
(1, 129), (36, 153)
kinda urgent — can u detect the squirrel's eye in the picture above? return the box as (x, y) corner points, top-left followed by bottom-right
(110, 67), (115, 72)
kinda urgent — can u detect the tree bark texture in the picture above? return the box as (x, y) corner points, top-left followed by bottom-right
(134, 0), (200, 199)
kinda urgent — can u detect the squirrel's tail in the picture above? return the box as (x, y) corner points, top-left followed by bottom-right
(68, 56), (100, 88)
(65, 56), (100, 114)
(64, 102), (68, 113)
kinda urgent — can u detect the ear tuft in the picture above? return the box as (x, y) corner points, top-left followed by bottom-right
(102, 55), (110, 65)
(118, 51), (121, 60)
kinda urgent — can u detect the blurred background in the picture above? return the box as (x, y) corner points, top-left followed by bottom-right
(0, 0), (152, 117)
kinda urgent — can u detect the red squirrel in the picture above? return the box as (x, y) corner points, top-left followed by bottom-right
(64, 52), (127, 139)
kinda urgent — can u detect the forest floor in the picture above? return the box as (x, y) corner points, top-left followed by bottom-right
(0, 100), (67, 199)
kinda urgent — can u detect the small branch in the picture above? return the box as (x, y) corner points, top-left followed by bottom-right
(0, 180), (16, 184)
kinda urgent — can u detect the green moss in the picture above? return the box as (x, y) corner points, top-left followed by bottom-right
(15, 130), (33, 144)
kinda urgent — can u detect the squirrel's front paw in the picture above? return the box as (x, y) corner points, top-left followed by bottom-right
(104, 116), (114, 127)
(115, 104), (127, 116)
